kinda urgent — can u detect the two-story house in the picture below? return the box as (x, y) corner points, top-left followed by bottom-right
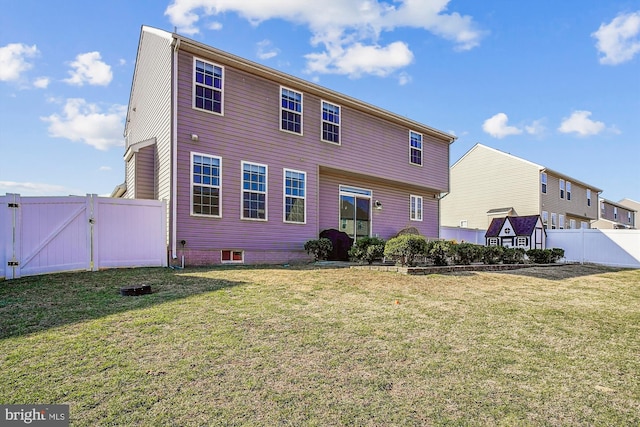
(592, 198), (636, 229)
(114, 26), (456, 265)
(441, 144), (602, 230)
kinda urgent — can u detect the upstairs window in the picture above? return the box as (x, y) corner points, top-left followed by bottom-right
(410, 195), (423, 221)
(541, 172), (547, 194)
(587, 188), (592, 206)
(614, 207), (618, 220)
(409, 131), (423, 166)
(284, 169), (306, 223)
(281, 87), (302, 134)
(242, 162), (268, 220)
(628, 212), (632, 223)
(601, 200), (605, 213)
(559, 179), (565, 199)
(191, 153), (221, 217)
(321, 101), (340, 144)
(566, 181), (572, 201)
(194, 59), (223, 114)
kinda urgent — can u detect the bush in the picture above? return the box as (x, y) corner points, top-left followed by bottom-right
(450, 243), (482, 265)
(482, 245), (504, 264)
(384, 234), (428, 266)
(348, 237), (386, 264)
(526, 248), (563, 264)
(502, 247), (526, 264)
(426, 240), (453, 266)
(550, 248), (565, 263)
(304, 238), (333, 261)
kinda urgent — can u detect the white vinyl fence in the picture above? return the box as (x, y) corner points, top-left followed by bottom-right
(440, 226), (487, 245)
(547, 229), (640, 269)
(1, 194), (167, 280)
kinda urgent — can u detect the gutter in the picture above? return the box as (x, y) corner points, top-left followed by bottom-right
(171, 36), (180, 259)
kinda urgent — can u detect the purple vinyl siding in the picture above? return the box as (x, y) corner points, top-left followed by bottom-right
(124, 27), (453, 265)
(171, 49), (449, 263)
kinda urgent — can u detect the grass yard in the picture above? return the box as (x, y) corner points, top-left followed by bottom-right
(1, 264), (639, 426)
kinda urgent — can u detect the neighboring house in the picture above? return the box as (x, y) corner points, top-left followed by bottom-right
(441, 144), (602, 231)
(592, 198), (636, 229)
(485, 215), (546, 249)
(114, 26), (456, 265)
(618, 198), (639, 228)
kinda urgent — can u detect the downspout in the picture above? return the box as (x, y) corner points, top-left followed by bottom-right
(171, 37), (180, 259)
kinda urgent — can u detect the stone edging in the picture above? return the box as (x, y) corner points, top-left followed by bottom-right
(350, 263), (564, 275)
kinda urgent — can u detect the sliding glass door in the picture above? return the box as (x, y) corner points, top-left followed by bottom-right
(339, 186), (372, 241)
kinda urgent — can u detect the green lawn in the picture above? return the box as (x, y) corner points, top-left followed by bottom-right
(1, 264), (639, 426)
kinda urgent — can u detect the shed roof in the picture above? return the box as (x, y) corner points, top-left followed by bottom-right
(485, 215), (543, 238)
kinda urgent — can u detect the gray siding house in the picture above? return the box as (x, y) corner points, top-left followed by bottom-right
(116, 26), (456, 265)
(441, 144), (602, 231)
(592, 198), (637, 229)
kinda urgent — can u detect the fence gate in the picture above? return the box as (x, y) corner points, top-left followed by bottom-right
(2, 194), (167, 280)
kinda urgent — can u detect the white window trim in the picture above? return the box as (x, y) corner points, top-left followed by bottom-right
(321, 100), (341, 145)
(541, 172), (547, 194)
(566, 181), (572, 201)
(190, 152), (222, 218)
(587, 188), (591, 206)
(241, 161), (268, 221)
(280, 86), (303, 136)
(221, 250), (244, 264)
(559, 213), (565, 229)
(283, 168), (307, 224)
(559, 179), (565, 199)
(410, 195), (423, 221)
(409, 130), (423, 167)
(551, 213), (557, 229)
(192, 57), (224, 116)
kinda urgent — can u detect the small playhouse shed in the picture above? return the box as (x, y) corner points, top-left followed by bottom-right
(485, 215), (546, 250)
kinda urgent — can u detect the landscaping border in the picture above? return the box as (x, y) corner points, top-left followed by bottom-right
(351, 263), (567, 275)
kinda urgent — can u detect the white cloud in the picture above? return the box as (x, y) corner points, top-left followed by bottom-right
(33, 77), (50, 89)
(558, 110), (606, 136)
(592, 11), (640, 65)
(305, 41), (414, 77)
(63, 52), (113, 86)
(41, 98), (127, 150)
(257, 39), (279, 60)
(0, 43), (39, 81)
(482, 113), (523, 138)
(525, 119), (546, 136)
(208, 21), (223, 30)
(0, 181), (75, 197)
(99, 166), (112, 171)
(398, 71), (412, 85)
(164, 0), (484, 77)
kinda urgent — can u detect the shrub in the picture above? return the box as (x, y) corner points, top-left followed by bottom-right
(348, 237), (386, 264)
(304, 238), (333, 261)
(426, 240), (453, 266)
(502, 247), (526, 264)
(482, 245), (504, 264)
(527, 248), (564, 264)
(384, 234), (428, 266)
(451, 243), (482, 265)
(550, 248), (565, 263)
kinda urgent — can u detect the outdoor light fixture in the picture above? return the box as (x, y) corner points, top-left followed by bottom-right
(190, 134), (199, 142)
(374, 200), (383, 210)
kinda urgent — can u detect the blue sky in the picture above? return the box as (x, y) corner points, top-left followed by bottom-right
(2, 0), (639, 203)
